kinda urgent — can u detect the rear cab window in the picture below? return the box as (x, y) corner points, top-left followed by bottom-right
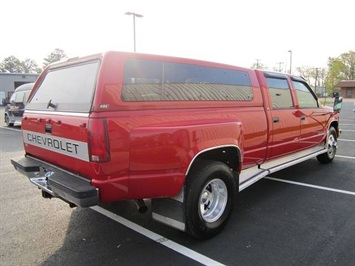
(27, 61), (100, 112)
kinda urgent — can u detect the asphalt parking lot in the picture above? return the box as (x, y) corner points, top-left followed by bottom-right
(0, 101), (354, 266)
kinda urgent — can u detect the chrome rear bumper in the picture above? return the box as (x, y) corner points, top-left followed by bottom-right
(11, 156), (98, 207)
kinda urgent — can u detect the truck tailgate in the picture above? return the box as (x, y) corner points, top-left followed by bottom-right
(21, 111), (92, 178)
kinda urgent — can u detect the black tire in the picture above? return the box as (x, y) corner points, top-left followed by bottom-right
(185, 160), (237, 239)
(5, 115), (14, 127)
(317, 127), (337, 164)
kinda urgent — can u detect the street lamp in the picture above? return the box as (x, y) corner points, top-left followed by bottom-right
(314, 68), (318, 95)
(288, 50), (292, 74)
(125, 12), (143, 52)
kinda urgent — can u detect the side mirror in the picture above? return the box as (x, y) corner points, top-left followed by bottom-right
(332, 92), (340, 98)
(333, 97), (343, 112)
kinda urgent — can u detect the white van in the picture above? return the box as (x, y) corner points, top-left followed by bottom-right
(4, 83), (33, 126)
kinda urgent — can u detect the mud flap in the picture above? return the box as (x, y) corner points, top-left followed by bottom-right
(151, 187), (186, 231)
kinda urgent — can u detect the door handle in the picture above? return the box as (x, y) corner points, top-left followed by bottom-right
(273, 117), (279, 123)
(300, 115), (306, 121)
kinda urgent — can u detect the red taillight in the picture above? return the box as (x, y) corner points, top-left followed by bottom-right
(88, 118), (110, 162)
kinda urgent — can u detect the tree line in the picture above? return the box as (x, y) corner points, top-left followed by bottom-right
(1, 49), (354, 93)
(0, 48), (67, 74)
(252, 50), (354, 94)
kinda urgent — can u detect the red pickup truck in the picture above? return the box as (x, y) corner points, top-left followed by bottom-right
(12, 51), (342, 239)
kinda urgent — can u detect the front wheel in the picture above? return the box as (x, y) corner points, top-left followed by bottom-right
(5, 115), (14, 127)
(317, 127), (337, 163)
(185, 160), (237, 239)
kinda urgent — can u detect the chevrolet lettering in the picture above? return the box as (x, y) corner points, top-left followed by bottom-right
(11, 51), (342, 239)
(23, 130), (88, 161)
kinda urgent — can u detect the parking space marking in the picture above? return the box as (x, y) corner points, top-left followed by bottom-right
(336, 155), (355, 160)
(91, 206), (225, 266)
(338, 139), (355, 142)
(265, 177), (355, 196)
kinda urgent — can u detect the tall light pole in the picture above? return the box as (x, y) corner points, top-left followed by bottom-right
(288, 50), (292, 74)
(314, 68), (318, 95)
(125, 12), (143, 52)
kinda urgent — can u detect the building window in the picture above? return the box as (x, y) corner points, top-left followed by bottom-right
(346, 88), (353, 97)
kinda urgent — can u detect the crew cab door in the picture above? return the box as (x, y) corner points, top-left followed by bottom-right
(291, 78), (327, 150)
(265, 75), (301, 159)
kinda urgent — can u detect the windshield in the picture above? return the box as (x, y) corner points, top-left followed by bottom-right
(27, 61), (99, 112)
(10, 90), (30, 104)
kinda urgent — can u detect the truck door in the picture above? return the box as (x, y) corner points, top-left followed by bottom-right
(291, 78), (327, 150)
(265, 75), (301, 159)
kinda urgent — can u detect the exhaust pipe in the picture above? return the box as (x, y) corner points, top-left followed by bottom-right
(135, 199), (148, 214)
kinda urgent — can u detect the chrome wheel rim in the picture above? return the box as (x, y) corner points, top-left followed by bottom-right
(199, 178), (228, 223)
(327, 133), (337, 158)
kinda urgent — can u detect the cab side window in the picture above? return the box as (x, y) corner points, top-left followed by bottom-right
(266, 77), (294, 109)
(122, 58), (253, 102)
(292, 81), (319, 108)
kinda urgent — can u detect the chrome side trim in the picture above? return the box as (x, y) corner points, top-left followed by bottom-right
(24, 110), (89, 117)
(239, 166), (269, 191)
(239, 146), (327, 191)
(185, 144), (242, 176)
(260, 146), (325, 172)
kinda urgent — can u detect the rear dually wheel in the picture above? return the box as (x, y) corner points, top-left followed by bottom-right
(185, 160), (237, 239)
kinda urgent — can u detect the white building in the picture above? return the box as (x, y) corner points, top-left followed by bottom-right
(0, 72), (38, 104)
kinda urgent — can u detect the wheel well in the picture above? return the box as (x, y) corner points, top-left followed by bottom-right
(188, 146), (241, 174)
(330, 121), (340, 137)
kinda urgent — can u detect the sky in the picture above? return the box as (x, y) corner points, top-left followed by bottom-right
(0, 0), (354, 73)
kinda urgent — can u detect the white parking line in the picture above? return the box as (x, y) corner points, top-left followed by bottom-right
(90, 206), (225, 266)
(336, 155), (355, 160)
(338, 139), (355, 142)
(264, 177), (355, 196)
